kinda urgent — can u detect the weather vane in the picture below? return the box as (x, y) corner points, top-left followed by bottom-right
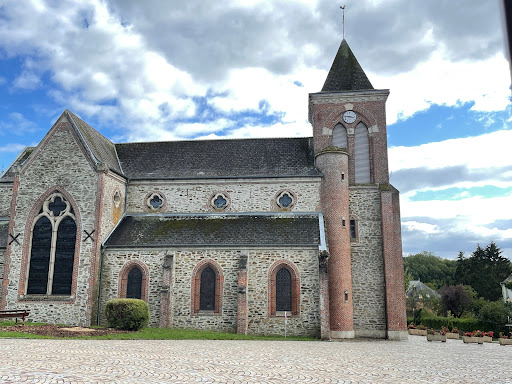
(340, 5), (345, 39)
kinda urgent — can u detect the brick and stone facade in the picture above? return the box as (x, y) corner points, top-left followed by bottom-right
(0, 38), (407, 340)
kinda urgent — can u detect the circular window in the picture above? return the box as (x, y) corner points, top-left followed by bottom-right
(146, 192), (165, 210)
(276, 190), (296, 210)
(210, 192), (230, 211)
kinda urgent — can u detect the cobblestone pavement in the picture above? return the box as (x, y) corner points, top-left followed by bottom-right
(1, 336), (511, 383)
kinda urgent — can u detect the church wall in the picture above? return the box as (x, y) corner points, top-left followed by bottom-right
(246, 248), (320, 337)
(100, 248), (165, 327)
(0, 184), (13, 217)
(99, 173), (126, 243)
(1, 121), (99, 326)
(125, 179), (321, 213)
(349, 186), (387, 336)
(100, 247), (321, 337)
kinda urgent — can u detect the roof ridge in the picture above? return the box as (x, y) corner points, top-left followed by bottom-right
(115, 136), (313, 146)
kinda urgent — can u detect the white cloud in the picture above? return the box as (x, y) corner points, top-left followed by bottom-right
(402, 221), (440, 234)
(389, 130), (512, 172)
(372, 52), (510, 125)
(0, 143), (26, 153)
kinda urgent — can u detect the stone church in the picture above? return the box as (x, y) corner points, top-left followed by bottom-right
(0, 38), (407, 340)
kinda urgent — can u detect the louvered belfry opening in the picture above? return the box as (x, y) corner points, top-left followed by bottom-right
(354, 122), (370, 183)
(332, 123), (348, 149)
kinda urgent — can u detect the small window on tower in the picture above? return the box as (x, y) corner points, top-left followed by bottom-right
(350, 219), (358, 240)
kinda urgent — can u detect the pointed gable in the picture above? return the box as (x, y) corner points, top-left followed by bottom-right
(322, 39), (373, 92)
(66, 110), (123, 175)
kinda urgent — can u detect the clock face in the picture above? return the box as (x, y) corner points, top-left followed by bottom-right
(343, 111), (357, 124)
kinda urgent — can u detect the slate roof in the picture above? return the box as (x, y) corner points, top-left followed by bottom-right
(407, 280), (441, 299)
(0, 147), (35, 181)
(115, 137), (319, 179)
(0, 220), (9, 248)
(105, 214), (321, 247)
(67, 110), (122, 174)
(322, 39), (373, 92)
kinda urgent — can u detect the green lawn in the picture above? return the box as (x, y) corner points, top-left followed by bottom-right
(0, 322), (317, 341)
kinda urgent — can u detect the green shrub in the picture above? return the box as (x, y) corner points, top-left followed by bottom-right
(105, 299), (149, 331)
(505, 281), (512, 290)
(411, 315), (492, 333)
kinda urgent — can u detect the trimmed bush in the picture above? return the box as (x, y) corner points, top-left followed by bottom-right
(407, 316), (492, 333)
(105, 299), (149, 331)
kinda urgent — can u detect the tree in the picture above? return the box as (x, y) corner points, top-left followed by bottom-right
(403, 251), (457, 290)
(440, 285), (471, 318)
(455, 242), (512, 301)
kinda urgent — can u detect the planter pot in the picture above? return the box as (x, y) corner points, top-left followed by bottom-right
(462, 336), (484, 344)
(427, 334), (447, 342)
(408, 329), (427, 336)
(446, 332), (459, 339)
(482, 336), (492, 343)
(499, 338), (512, 345)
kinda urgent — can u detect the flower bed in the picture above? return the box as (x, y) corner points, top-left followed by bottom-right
(446, 332), (459, 339)
(462, 336), (484, 344)
(499, 338), (512, 345)
(408, 323), (427, 336)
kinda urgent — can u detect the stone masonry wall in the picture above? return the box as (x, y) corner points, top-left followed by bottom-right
(101, 247), (321, 337)
(2, 119), (99, 326)
(0, 184), (13, 217)
(246, 248), (320, 337)
(100, 249), (165, 327)
(126, 179), (321, 213)
(99, 173), (126, 242)
(349, 186), (387, 336)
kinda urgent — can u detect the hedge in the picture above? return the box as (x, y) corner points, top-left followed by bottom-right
(105, 298), (149, 331)
(407, 316), (492, 333)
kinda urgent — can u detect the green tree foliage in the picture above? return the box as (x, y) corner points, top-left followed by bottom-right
(454, 242), (512, 301)
(403, 251), (457, 290)
(478, 301), (510, 334)
(440, 285), (471, 318)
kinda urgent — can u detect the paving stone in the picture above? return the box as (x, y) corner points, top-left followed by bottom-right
(0, 336), (511, 383)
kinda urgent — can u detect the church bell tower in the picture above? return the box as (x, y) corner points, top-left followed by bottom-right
(310, 38), (408, 340)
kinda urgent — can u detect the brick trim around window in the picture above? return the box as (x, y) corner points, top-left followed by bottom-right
(268, 259), (300, 317)
(191, 259), (224, 315)
(118, 260), (149, 302)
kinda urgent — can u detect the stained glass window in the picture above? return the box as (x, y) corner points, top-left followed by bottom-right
(213, 195), (227, 209)
(26, 193), (77, 296)
(278, 193), (293, 208)
(27, 217), (52, 294)
(150, 195), (163, 209)
(276, 268), (292, 311)
(127, 267), (143, 299)
(199, 267), (216, 310)
(52, 217), (76, 295)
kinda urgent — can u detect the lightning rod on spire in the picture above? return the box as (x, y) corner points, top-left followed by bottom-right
(340, 5), (345, 39)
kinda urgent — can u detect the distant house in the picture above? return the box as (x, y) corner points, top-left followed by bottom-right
(501, 273), (512, 303)
(407, 280), (441, 300)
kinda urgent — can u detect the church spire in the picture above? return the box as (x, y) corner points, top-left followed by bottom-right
(321, 39), (374, 92)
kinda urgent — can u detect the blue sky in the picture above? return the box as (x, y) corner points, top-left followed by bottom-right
(0, 0), (510, 259)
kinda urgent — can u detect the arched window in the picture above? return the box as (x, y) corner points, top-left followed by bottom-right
(119, 261), (149, 301)
(126, 267), (143, 299)
(332, 123), (348, 148)
(191, 260), (223, 315)
(26, 193), (77, 296)
(268, 260), (300, 316)
(199, 267), (216, 310)
(354, 122), (370, 183)
(276, 268), (292, 311)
